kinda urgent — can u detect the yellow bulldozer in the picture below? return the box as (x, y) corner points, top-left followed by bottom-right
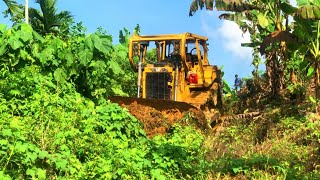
(110, 32), (222, 115)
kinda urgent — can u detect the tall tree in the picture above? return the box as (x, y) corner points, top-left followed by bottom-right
(281, 0), (320, 98)
(25, 0), (28, 24)
(29, 0), (73, 35)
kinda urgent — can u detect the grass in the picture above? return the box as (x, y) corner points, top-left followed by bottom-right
(203, 102), (320, 179)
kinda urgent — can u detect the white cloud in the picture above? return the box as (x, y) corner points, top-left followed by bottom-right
(205, 10), (215, 17)
(290, 0), (297, 7)
(217, 20), (252, 59)
(201, 18), (216, 39)
(201, 15), (252, 60)
(201, 0), (297, 59)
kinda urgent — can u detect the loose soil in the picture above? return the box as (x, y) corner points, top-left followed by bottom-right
(109, 96), (207, 137)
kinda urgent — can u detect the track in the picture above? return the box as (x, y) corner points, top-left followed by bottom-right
(184, 81), (221, 110)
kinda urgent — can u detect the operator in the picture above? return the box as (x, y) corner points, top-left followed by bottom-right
(234, 74), (242, 91)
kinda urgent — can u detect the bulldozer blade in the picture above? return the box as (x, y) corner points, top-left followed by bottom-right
(108, 96), (198, 112)
(108, 96), (210, 137)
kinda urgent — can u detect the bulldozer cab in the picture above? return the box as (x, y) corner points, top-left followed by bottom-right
(127, 33), (221, 107)
(128, 33), (210, 71)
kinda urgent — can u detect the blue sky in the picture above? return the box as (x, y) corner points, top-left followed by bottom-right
(0, 0), (256, 85)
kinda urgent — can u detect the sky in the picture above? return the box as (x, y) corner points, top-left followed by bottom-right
(0, 0), (258, 85)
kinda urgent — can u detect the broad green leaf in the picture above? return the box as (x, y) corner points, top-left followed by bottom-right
(9, 88), (21, 97)
(32, 31), (44, 42)
(313, 0), (320, 6)
(297, 0), (310, 6)
(0, 24), (7, 33)
(38, 151), (49, 159)
(111, 87), (126, 96)
(233, 167), (241, 173)
(257, 13), (269, 28)
(39, 47), (55, 64)
(309, 95), (317, 103)
(107, 61), (122, 75)
(20, 49), (28, 60)
(297, 5), (320, 19)
(26, 168), (36, 178)
(91, 34), (108, 54)
(78, 48), (93, 65)
(8, 37), (23, 50)
(307, 66), (315, 78)
(150, 169), (166, 180)
(54, 68), (67, 83)
(10, 117), (21, 129)
(50, 38), (64, 50)
(0, 171), (12, 180)
(85, 36), (94, 50)
(280, 2), (298, 14)
(58, 50), (74, 66)
(2, 129), (12, 137)
(36, 169), (46, 180)
(31, 43), (40, 58)
(19, 24), (33, 42)
(15, 141), (28, 153)
(65, 53), (74, 66)
(266, 24), (275, 32)
(0, 44), (7, 56)
(0, 139), (8, 145)
(56, 160), (68, 170)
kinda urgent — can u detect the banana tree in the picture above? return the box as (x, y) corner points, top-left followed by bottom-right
(243, 0), (294, 97)
(191, 0), (291, 97)
(280, 0), (320, 99)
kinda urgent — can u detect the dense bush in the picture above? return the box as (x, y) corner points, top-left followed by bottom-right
(0, 23), (134, 100)
(0, 24), (208, 179)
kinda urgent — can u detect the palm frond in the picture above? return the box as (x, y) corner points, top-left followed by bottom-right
(218, 13), (234, 20)
(3, 0), (21, 16)
(57, 10), (73, 21)
(189, 0), (258, 16)
(31, 0), (73, 35)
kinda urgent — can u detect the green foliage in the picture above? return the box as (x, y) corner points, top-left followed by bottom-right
(221, 79), (239, 114)
(0, 67), (147, 178)
(0, 23), (210, 179)
(0, 23), (133, 100)
(0, 64), (210, 179)
(150, 126), (209, 178)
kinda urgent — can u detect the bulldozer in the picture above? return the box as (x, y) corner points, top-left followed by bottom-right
(121, 32), (222, 108)
(109, 33), (222, 132)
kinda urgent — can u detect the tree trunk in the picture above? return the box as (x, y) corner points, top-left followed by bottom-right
(272, 51), (279, 97)
(266, 53), (273, 89)
(25, 0), (29, 24)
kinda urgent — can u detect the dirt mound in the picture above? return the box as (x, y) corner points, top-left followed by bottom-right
(109, 96), (207, 137)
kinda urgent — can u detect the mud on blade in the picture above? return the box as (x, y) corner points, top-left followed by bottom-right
(108, 96), (208, 137)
